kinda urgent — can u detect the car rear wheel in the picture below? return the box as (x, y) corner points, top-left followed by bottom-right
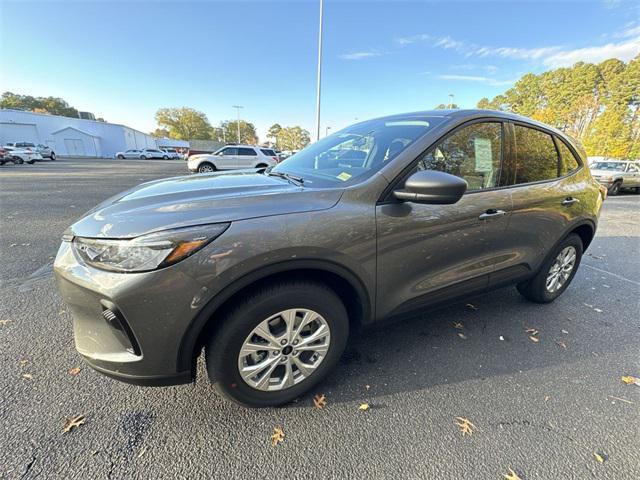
(197, 162), (216, 173)
(12, 157), (24, 164)
(517, 233), (583, 303)
(205, 281), (349, 407)
(163, 155), (169, 159)
(50, 152), (56, 161)
(608, 181), (621, 196)
(140, 155), (147, 160)
(117, 154), (125, 159)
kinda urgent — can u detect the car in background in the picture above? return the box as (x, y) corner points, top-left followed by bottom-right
(187, 145), (279, 173)
(2, 145), (43, 164)
(590, 160), (640, 195)
(0, 147), (11, 165)
(116, 148), (169, 160)
(36, 144), (56, 160)
(161, 148), (181, 160)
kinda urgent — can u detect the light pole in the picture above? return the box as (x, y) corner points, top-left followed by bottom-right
(448, 93), (455, 109)
(232, 105), (243, 143)
(325, 126), (331, 137)
(315, 0), (324, 141)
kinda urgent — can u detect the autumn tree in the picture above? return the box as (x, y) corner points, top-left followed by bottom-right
(477, 55), (640, 158)
(277, 126), (311, 150)
(1, 92), (80, 118)
(220, 120), (259, 144)
(155, 107), (213, 140)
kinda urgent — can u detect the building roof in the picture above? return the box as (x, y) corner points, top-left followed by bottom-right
(50, 126), (100, 137)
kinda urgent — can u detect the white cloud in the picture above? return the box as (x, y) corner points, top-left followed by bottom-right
(542, 36), (640, 67)
(614, 23), (640, 38)
(339, 51), (382, 60)
(437, 74), (516, 87)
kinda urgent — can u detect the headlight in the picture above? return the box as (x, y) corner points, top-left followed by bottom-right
(71, 223), (229, 273)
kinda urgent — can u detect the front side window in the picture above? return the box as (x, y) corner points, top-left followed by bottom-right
(220, 147), (238, 156)
(513, 125), (559, 184)
(416, 122), (503, 190)
(238, 148), (257, 156)
(556, 138), (580, 176)
(273, 115), (445, 188)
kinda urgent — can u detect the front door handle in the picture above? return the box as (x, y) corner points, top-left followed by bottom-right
(561, 197), (580, 206)
(478, 209), (507, 220)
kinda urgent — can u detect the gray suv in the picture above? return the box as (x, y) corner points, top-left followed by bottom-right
(54, 110), (604, 407)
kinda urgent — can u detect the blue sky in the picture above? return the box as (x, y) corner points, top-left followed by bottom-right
(1, 0), (639, 140)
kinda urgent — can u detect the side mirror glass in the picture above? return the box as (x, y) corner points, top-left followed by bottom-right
(394, 170), (467, 205)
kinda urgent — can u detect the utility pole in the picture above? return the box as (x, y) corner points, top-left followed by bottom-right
(448, 93), (455, 109)
(315, 0), (324, 141)
(232, 105), (243, 143)
(325, 126), (331, 137)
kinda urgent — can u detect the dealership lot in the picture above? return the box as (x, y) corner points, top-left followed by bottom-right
(1, 159), (639, 479)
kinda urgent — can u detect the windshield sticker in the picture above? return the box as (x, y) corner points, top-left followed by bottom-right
(337, 172), (352, 181)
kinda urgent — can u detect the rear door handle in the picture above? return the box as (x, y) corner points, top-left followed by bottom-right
(478, 209), (507, 220)
(561, 197), (579, 206)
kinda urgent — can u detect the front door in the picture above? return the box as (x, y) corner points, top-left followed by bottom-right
(376, 120), (512, 320)
(217, 147), (238, 169)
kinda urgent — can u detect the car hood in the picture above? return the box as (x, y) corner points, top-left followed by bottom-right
(68, 170), (343, 238)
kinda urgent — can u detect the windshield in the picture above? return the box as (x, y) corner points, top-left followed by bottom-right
(592, 162), (626, 171)
(272, 115), (445, 187)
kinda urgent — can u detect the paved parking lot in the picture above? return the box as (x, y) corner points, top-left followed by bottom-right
(1, 158), (639, 479)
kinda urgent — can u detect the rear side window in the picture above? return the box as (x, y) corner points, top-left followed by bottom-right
(513, 125), (559, 184)
(238, 148), (257, 156)
(260, 149), (276, 156)
(555, 139), (580, 176)
(416, 122), (503, 191)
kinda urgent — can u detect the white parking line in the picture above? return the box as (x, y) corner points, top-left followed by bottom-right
(582, 263), (640, 286)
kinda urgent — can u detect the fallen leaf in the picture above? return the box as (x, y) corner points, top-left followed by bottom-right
(364, 385), (370, 390)
(561, 329), (569, 334)
(270, 427), (285, 446)
(525, 327), (539, 336)
(504, 468), (522, 480)
(621, 376), (640, 386)
(0, 320), (10, 325)
(593, 308), (603, 313)
(313, 394), (327, 410)
(137, 447), (147, 458)
(457, 332), (467, 340)
(63, 415), (86, 433)
(499, 336), (505, 341)
(529, 336), (539, 343)
(593, 452), (607, 463)
(453, 322), (464, 329)
(544, 395), (550, 402)
(358, 403), (370, 411)
(556, 341), (567, 349)
(19, 359), (29, 365)
(58, 310), (66, 315)
(455, 417), (475, 436)
(465, 303), (478, 311)
(68, 367), (81, 376)
(22, 373), (33, 380)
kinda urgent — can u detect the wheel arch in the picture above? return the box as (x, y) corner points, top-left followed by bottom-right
(569, 220), (596, 252)
(176, 260), (372, 375)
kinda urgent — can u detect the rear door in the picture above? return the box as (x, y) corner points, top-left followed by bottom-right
(489, 122), (585, 287)
(236, 147), (258, 168)
(376, 120), (513, 319)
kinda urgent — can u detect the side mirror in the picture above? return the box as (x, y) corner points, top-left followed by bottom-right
(394, 170), (467, 204)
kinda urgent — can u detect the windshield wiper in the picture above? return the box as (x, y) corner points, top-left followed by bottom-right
(265, 169), (304, 186)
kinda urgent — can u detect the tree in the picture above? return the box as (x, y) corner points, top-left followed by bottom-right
(477, 55), (640, 158)
(1, 91), (79, 118)
(277, 126), (311, 151)
(155, 107), (213, 140)
(150, 128), (170, 138)
(435, 103), (458, 109)
(267, 123), (283, 147)
(220, 120), (258, 144)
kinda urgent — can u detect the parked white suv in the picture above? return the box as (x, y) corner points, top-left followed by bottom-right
(187, 145), (279, 173)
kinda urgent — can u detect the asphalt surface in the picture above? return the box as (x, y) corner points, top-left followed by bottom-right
(1, 158), (639, 479)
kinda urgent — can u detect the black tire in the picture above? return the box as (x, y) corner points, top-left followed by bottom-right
(12, 156), (23, 164)
(517, 233), (583, 303)
(140, 155), (147, 160)
(50, 152), (56, 161)
(608, 181), (621, 196)
(27, 160), (35, 165)
(205, 281), (349, 407)
(163, 155), (169, 160)
(197, 162), (216, 173)
(634, 187), (640, 194)
(117, 154), (125, 159)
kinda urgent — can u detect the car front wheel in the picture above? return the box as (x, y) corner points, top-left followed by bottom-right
(197, 163), (216, 173)
(517, 233), (583, 303)
(12, 157), (24, 164)
(50, 152), (56, 160)
(205, 281), (349, 407)
(608, 181), (622, 196)
(140, 155), (147, 160)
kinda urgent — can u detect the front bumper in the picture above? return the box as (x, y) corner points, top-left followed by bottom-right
(54, 241), (206, 385)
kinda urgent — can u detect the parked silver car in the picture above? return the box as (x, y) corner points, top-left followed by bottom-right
(116, 148), (170, 160)
(187, 145), (279, 173)
(590, 160), (640, 195)
(2, 145), (43, 164)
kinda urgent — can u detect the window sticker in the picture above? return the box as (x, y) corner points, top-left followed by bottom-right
(474, 137), (493, 172)
(337, 172), (352, 181)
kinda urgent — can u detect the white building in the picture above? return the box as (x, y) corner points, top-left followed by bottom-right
(0, 109), (187, 158)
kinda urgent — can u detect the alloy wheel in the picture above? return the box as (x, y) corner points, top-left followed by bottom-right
(546, 246), (577, 293)
(237, 308), (331, 391)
